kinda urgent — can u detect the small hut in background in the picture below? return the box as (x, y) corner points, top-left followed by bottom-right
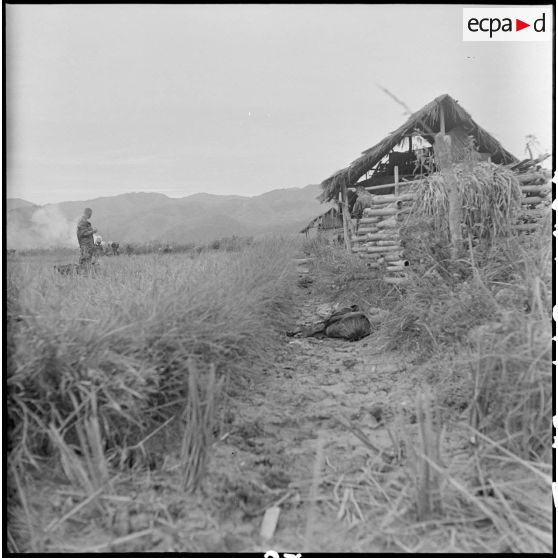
(300, 206), (344, 242)
(319, 94), (519, 253)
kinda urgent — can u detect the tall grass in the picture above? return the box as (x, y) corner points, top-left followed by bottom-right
(7, 239), (297, 475)
(301, 235), (397, 310)
(308, 166), (552, 551)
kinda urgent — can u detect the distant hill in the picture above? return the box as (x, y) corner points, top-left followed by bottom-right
(6, 185), (330, 248)
(6, 198), (39, 211)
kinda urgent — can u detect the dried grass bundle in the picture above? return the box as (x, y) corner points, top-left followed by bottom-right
(180, 361), (221, 493)
(410, 162), (521, 242)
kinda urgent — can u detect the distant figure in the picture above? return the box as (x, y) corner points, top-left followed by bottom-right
(125, 244), (134, 256)
(110, 242), (119, 256)
(54, 263), (80, 275)
(352, 186), (375, 220)
(93, 235), (104, 257)
(76, 208), (97, 267)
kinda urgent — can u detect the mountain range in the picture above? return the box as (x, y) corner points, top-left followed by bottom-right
(6, 185), (331, 248)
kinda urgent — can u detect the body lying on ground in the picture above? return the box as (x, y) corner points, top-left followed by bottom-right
(288, 305), (372, 341)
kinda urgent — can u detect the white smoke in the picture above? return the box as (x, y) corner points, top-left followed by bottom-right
(7, 205), (79, 249)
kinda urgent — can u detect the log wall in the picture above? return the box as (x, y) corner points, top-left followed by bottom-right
(348, 164), (551, 286)
(513, 168), (552, 236)
(350, 182), (414, 284)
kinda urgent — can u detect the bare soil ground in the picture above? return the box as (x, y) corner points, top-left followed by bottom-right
(125, 258), (426, 553)
(12, 258), (462, 553)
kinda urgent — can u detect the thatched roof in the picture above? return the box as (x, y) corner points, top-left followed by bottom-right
(300, 206), (341, 234)
(320, 94), (519, 202)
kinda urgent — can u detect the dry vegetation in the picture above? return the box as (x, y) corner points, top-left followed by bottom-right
(7, 161), (552, 552)
(7, 239), (298, 551)
(302, 187), (552, 551)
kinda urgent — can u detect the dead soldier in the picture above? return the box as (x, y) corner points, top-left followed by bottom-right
(76, 207), (98, 268)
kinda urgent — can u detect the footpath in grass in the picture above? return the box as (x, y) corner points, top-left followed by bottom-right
(8, 241), (551, 552)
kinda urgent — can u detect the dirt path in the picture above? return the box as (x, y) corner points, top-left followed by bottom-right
(196, 257), (419, 553)
(31, 258), (420, 553)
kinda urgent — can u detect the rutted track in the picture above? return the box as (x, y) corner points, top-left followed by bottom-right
(24, 255), (420, 553)
(200, 256), (418, 552)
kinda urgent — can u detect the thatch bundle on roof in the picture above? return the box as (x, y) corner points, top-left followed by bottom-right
(319, 94), (518, 203)
(300, 206), (343, 235)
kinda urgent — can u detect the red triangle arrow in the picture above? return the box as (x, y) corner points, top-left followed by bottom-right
(516, 19), (530, 31)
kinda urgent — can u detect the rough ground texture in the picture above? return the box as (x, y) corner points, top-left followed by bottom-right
(138, 258), (424, 553)
(14, 258), (453, 553)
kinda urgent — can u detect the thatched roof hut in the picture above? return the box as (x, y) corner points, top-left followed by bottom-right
(300, 206), (343, 235)
(320, 94), (518, 203)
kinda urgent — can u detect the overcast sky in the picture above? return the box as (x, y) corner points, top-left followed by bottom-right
(6, 4), (553, 205)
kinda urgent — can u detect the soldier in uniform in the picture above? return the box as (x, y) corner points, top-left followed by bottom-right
(110, 241), (120, 256)
(76, 208), (97, 267)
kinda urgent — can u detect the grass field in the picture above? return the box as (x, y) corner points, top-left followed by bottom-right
(7, 238), (301, 551)
(7, 216), (553, 552)
(301, 213), (552, 552)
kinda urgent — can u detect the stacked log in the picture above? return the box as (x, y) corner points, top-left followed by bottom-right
(349, 164), (551, 282)
(513, 167), (552, 236)
(350, 189), (416, 284)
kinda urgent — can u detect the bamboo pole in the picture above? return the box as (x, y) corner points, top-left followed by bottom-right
(363, 207), (399, 216)
(512, 223), (541, 231)
(368, 193), (416, 204)
(352, 236), (379, 244)
(348, 178), (424, 193)
(353, 231), (376, 238)
(363, 250), (405, 259)
(385, 260), (410, 267)
(358, 252), (385, 263)
(520, 185), (551, 194)
(376, 240), (400, 246)
(394, 165), (399, 197)
(373, 238), (400, 244)
(366, 245), (403, 253)
(361, 231), (402, 241)
(373, 200), (404, 210)
(358, 217), (381, 225)
(352, 242), (379, 250)
(354, 227), (380, 235)
(383, 253), (404, 262)
(365, 200), (402, 210)
(340, 185), (352, 252)
(364, 206), (410, 215)
(353, 234), (379, 241)
(517, 208), (550, 220)
(376, 217), (401, 228)
(517, 171), (552, 184)
(521, 196), (549, 205)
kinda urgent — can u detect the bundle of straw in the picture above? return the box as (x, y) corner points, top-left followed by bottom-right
(409, 161), (521, 241)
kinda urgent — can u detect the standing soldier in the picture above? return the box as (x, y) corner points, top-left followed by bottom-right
(76, 208), (97, 268)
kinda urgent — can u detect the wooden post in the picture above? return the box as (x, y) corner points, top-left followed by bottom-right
(440, 103), (446, 135)
(408, 136), (413, 153)
(340, 184), (352, 252)
(434, 131), (461, 260)
(394, 165), (399, 197)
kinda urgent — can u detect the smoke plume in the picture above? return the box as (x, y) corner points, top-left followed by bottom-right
(7, 205), (79, 250)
